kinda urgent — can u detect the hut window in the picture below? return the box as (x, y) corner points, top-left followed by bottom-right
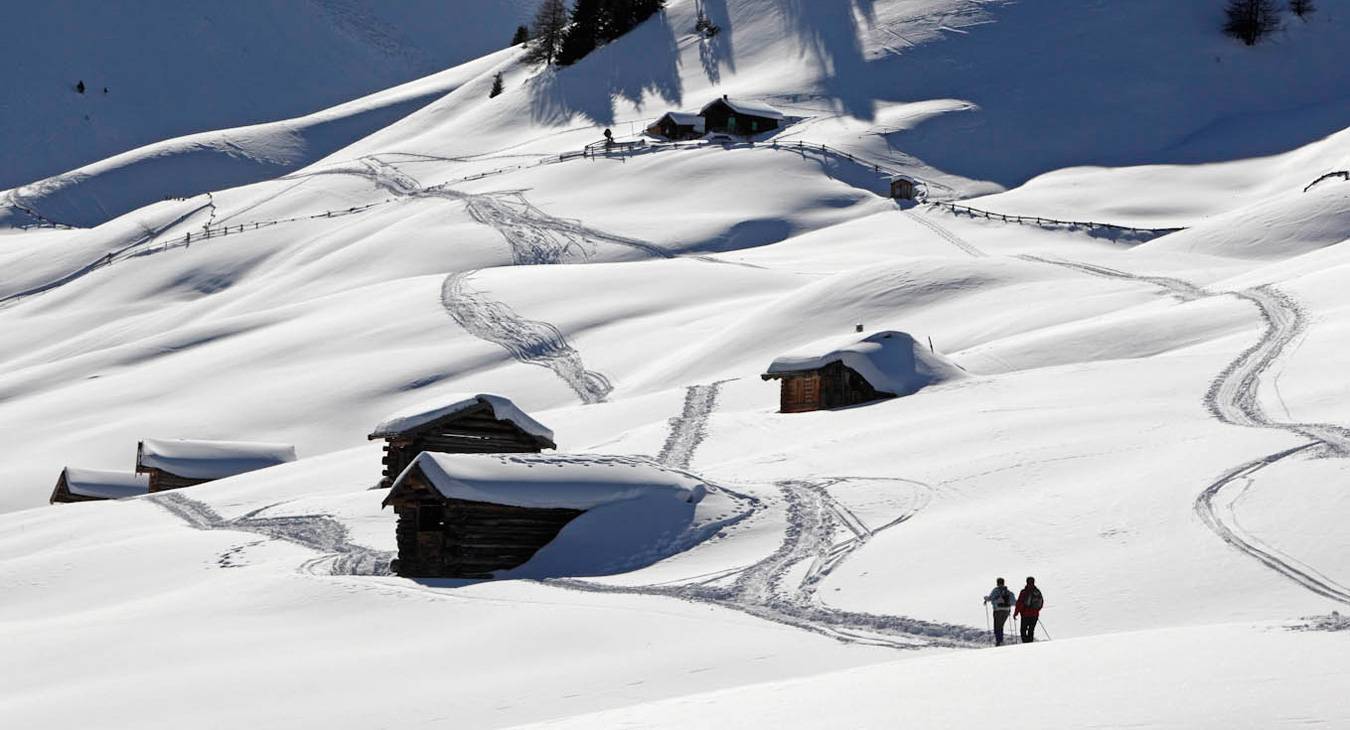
(418, 505), (444, 530)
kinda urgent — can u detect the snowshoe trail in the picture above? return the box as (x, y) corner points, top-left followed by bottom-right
(149, 492), (394, 576)
(441, 271), (614, 404)
(655, 380), (730, 469)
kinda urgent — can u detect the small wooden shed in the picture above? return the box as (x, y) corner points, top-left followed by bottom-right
(368, 393), (556, 489)
(49, 467), (149, 504)
(647, 111), (706, 140)
(699, 96), (784, 136)
(135, 438), (297, 492)
(383, 452), (706, 579)
(762, 330), (964, 413)
(889, 175), (918, 200)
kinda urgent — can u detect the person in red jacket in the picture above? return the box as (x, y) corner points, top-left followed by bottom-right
(1013, 576), (1044, 643)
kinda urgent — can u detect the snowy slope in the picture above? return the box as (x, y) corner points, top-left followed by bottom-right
(0, 0), (535, 189)
(2, 0), (1350, 727)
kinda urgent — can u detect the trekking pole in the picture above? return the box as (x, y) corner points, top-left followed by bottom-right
(1038, 620), (1051, 641)
(984, 602), (991, 644)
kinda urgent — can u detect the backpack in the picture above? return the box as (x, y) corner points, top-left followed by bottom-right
(993, 586), (1013, 609)
(1024, 588), (1044, 611)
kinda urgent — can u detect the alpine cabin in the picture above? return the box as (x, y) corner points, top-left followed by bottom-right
(135, 438), (297, 492)
(49, 467), (149, 504)
(368, 393), (556, 489)
(648, 111), (706, 141)
(699, 96), (784, 136)
(383, 452), (707, 579)
(889, 175), (919, 200)
(762, 330), (965, 413)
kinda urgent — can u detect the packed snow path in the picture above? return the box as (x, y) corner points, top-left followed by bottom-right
(441, 271), (614, 404)
(655, 381), (730, 470)
(903, 209), (986, 257)
(148, 492), (394, 577)
(552, 477), (981, 650)
(1017, 255), (1208, 302)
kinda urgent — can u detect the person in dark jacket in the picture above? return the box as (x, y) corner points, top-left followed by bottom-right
(983, 577), (1015, 646)
(1014, 576), (1044, 643)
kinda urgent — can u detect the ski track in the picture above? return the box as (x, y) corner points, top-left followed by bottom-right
(1014, 255), (1350, 605)
(149, 492), (394, 577)
(904, 208), (987, 257)
(441, 271), (613, 404)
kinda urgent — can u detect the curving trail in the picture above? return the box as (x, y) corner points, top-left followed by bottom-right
(441, 271), (613, 404)
(1017, 254), (1207, 302)
(149, 492), (394, 576)
(656, 381), (730, 469)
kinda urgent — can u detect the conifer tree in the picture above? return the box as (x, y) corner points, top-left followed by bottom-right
(1289, 0), (1315, 19)
(511, 25), (530, 45)
(489, 73), (504, 98)
(524, 0), (568, 65)
(1224, 0), (1281, 45)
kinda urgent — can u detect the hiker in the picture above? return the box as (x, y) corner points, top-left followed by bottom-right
(1014, 576), (1044, 643)
(983, 577), (1015, 646)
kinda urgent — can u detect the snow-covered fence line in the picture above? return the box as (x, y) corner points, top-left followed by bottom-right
(6, 200), (78, 230)
(927, 201), (1185, 239)
(1304, 170), (1349, 193)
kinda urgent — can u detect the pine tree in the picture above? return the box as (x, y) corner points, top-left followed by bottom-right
(1289, 0), (1315, 18)
(557, 0), (603, 66)
(524, 0), (568, 65)
(489, 73), (504, 98)
(511, 25), (530, 45)
(1224, 0), (1281, 45)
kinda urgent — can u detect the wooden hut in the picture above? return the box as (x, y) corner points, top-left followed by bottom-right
(368, 393), (556, 489)
(383, 452), (706, 579)
(135, 438), (297, 492)
(49, 467), (149, 504)
(699, 95), (784, 136)
(647, 111), (706, 140)
(889, 175), (918, 200)
(762, 330), (965, 413)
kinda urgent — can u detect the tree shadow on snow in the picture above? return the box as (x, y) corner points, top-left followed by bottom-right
(528, 11), (683, 129)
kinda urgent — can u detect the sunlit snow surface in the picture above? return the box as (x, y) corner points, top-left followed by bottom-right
(2, 0), (1350, 728)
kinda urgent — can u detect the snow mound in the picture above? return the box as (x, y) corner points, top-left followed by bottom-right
(368, 392), (555, 443)
(60, 467), (149, 500)
(397, 452), (706, 511)
(766, 330), (965, 396)
(136, 438), (297, 480)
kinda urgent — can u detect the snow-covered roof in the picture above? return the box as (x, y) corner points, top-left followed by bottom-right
(137, 438), (297, 480)
(367, 393), (555, 443)
(62, 468), (149, 499)
(701, 97), (785, 120)
(387, 452), (706, 511)
(660, 111), (706, 130)
(764, 330), (965, 396)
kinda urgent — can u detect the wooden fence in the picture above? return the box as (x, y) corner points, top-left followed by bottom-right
(926, 201), (1185, 238)
(1304, 170), (1349, 193)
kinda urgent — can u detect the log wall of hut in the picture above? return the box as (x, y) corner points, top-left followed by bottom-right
(388, 473), (583, 579)
(771, 361), (892, 413)
(377, 405), (550, 488)
(701, 100), (779, 135)
(144, 470), (209, 493)
(648, 116), (701, 140)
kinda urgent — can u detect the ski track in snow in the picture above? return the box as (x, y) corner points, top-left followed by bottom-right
(148, 492), (395, 576)
(1016, 255), (1350, 605)
(904, 208), (987, 257)
(441, 271), (613, 404)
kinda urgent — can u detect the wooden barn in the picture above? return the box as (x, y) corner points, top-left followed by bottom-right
(135, 438), (297, 492)
(367, 393), (556, 489)
(699, 95), (784, 136)
(383, 452), (706, 579)
(889, 174), (919, 200)
(647, 111), (706, 140)
(762, 330), (964, 413)
(49, 467), (149, 504)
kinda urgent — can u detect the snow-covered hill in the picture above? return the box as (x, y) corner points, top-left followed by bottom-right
(2, 1), (1349, 727)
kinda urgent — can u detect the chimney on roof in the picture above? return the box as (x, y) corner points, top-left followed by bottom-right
(855, 323), (864, 333)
